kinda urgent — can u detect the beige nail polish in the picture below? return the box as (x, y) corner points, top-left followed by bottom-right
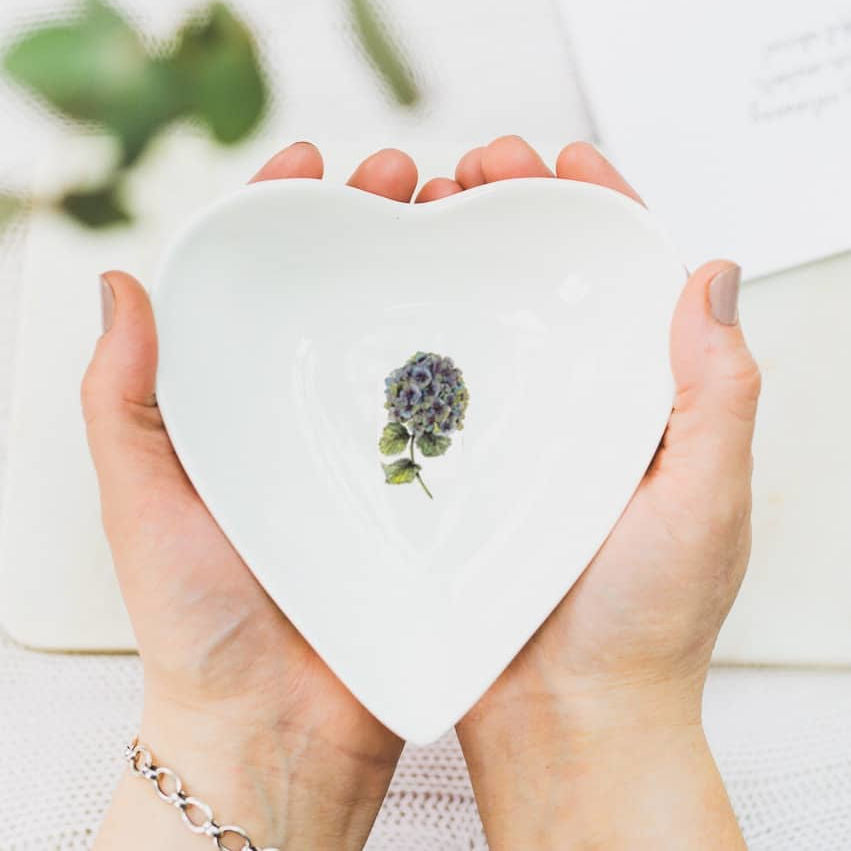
(100, 274), (115, 333)
(709, 265), (740, 325)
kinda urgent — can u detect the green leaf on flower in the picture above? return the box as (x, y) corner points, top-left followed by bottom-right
(2, 0), (183, 164)
(170, 3), (267, 144)
(349, 0), (420, 106)
(60, 182), (131, 228)
(416, 432), (451, 457)
(379, 422), (410, 455)
(382, 458), (420, 484)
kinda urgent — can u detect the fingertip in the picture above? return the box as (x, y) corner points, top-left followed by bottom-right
(250, 141), (324, 183)
(415, 177), (463, 203)
(481, 135), (554, 182)
(84, 270), (158, 417)
(455, 147), (486, 188)
(670, 259), (760, 419)
(555, 141), (603, 175)
(347, 148), (419, 202)
(98, 270), (150, 334)
(376, 147), (419, 182)
(556, 141), (643, 205)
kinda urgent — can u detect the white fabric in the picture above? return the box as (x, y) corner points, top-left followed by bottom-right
(2, 626), (851, 849)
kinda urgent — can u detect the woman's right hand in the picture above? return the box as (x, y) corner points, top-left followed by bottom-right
(437, 136), (760, 850)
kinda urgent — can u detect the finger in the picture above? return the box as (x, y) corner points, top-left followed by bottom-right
(82, 271), (192, 529)
(415, 177), (464, 203)
(82, 271), (157, 422)
(455, 147), (486, 188)
(249, 140), (324, 183)
(480, 135), (554, 182)
(666, 261), (761, 476)
(555, 142), (643, 205)
(347, 148), (418, 202)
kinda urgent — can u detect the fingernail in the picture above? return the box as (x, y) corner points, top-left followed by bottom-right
(100, 274), (115, 333)
(709, 265), (740, 326)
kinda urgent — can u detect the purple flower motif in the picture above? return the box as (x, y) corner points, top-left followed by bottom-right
(399, 383), (422, 406)
(380, 351), (469, 499)
(430, 401), (450, 422)
(410, 363), (432, 386)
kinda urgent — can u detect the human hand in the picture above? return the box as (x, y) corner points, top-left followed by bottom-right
(424, 137), (758, 850)
(85, 142), (422, 850)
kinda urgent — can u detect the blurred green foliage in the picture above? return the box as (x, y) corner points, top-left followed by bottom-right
(4, 0), (267, 162)
(350, 0), (419, 106)
(0, 193), (24, 232)
(0, 0), (418, 233)
(169, 4), (267, 145)
(2, 0), (266, 228)
(60, 184), (130, 227)
(5, 1), (190, 166)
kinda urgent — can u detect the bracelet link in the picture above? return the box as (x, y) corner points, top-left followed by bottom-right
(153, 765), (184, 803)
(215, 824), (254, 851)
(179, 794), (215, 834)
(123, 737), (279, 851)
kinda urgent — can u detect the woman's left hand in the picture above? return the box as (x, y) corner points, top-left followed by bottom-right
(86, 142), (421, 850)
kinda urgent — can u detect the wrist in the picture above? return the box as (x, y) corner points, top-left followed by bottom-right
(459, 665), (706, 752)
(457, 680), (743, 851)
(96, 694), (399, 851)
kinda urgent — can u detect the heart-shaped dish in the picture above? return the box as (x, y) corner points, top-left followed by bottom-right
(153, 177), (685, 743)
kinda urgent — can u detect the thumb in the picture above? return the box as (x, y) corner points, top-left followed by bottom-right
(667, 261), (762, 477)
(82, 270), (158, 424)
(81, 271), (174, 515)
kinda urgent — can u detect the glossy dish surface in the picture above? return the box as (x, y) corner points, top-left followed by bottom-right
(153, 177), (685, 743)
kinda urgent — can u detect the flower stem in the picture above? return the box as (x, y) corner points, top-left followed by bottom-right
(416, 473), (434, 500)
(410, 435), (433, 499)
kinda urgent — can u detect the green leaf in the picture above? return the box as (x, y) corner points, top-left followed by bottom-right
(60, 182), (131, 228)
(3, 0), (183, 164)
(416, 432), (451, 457)
(379, 422), (410, 455)
(382, 458), (420, 485)
(349, 0), (419, 106)
(170, 3), (267, 144)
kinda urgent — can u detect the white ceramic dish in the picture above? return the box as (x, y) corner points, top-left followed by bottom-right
(153, 177), (685, 743)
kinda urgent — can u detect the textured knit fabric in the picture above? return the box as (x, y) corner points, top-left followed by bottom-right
(2, 629), (851, 849)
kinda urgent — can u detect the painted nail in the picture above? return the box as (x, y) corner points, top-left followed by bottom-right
(709, 265), (740, 326)
(100, 274), (115, 333)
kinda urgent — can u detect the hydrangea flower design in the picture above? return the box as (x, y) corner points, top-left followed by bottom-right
(379, 351), (469, 499)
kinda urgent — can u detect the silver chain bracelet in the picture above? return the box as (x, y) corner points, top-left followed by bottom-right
(124, 738), (280, 851)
